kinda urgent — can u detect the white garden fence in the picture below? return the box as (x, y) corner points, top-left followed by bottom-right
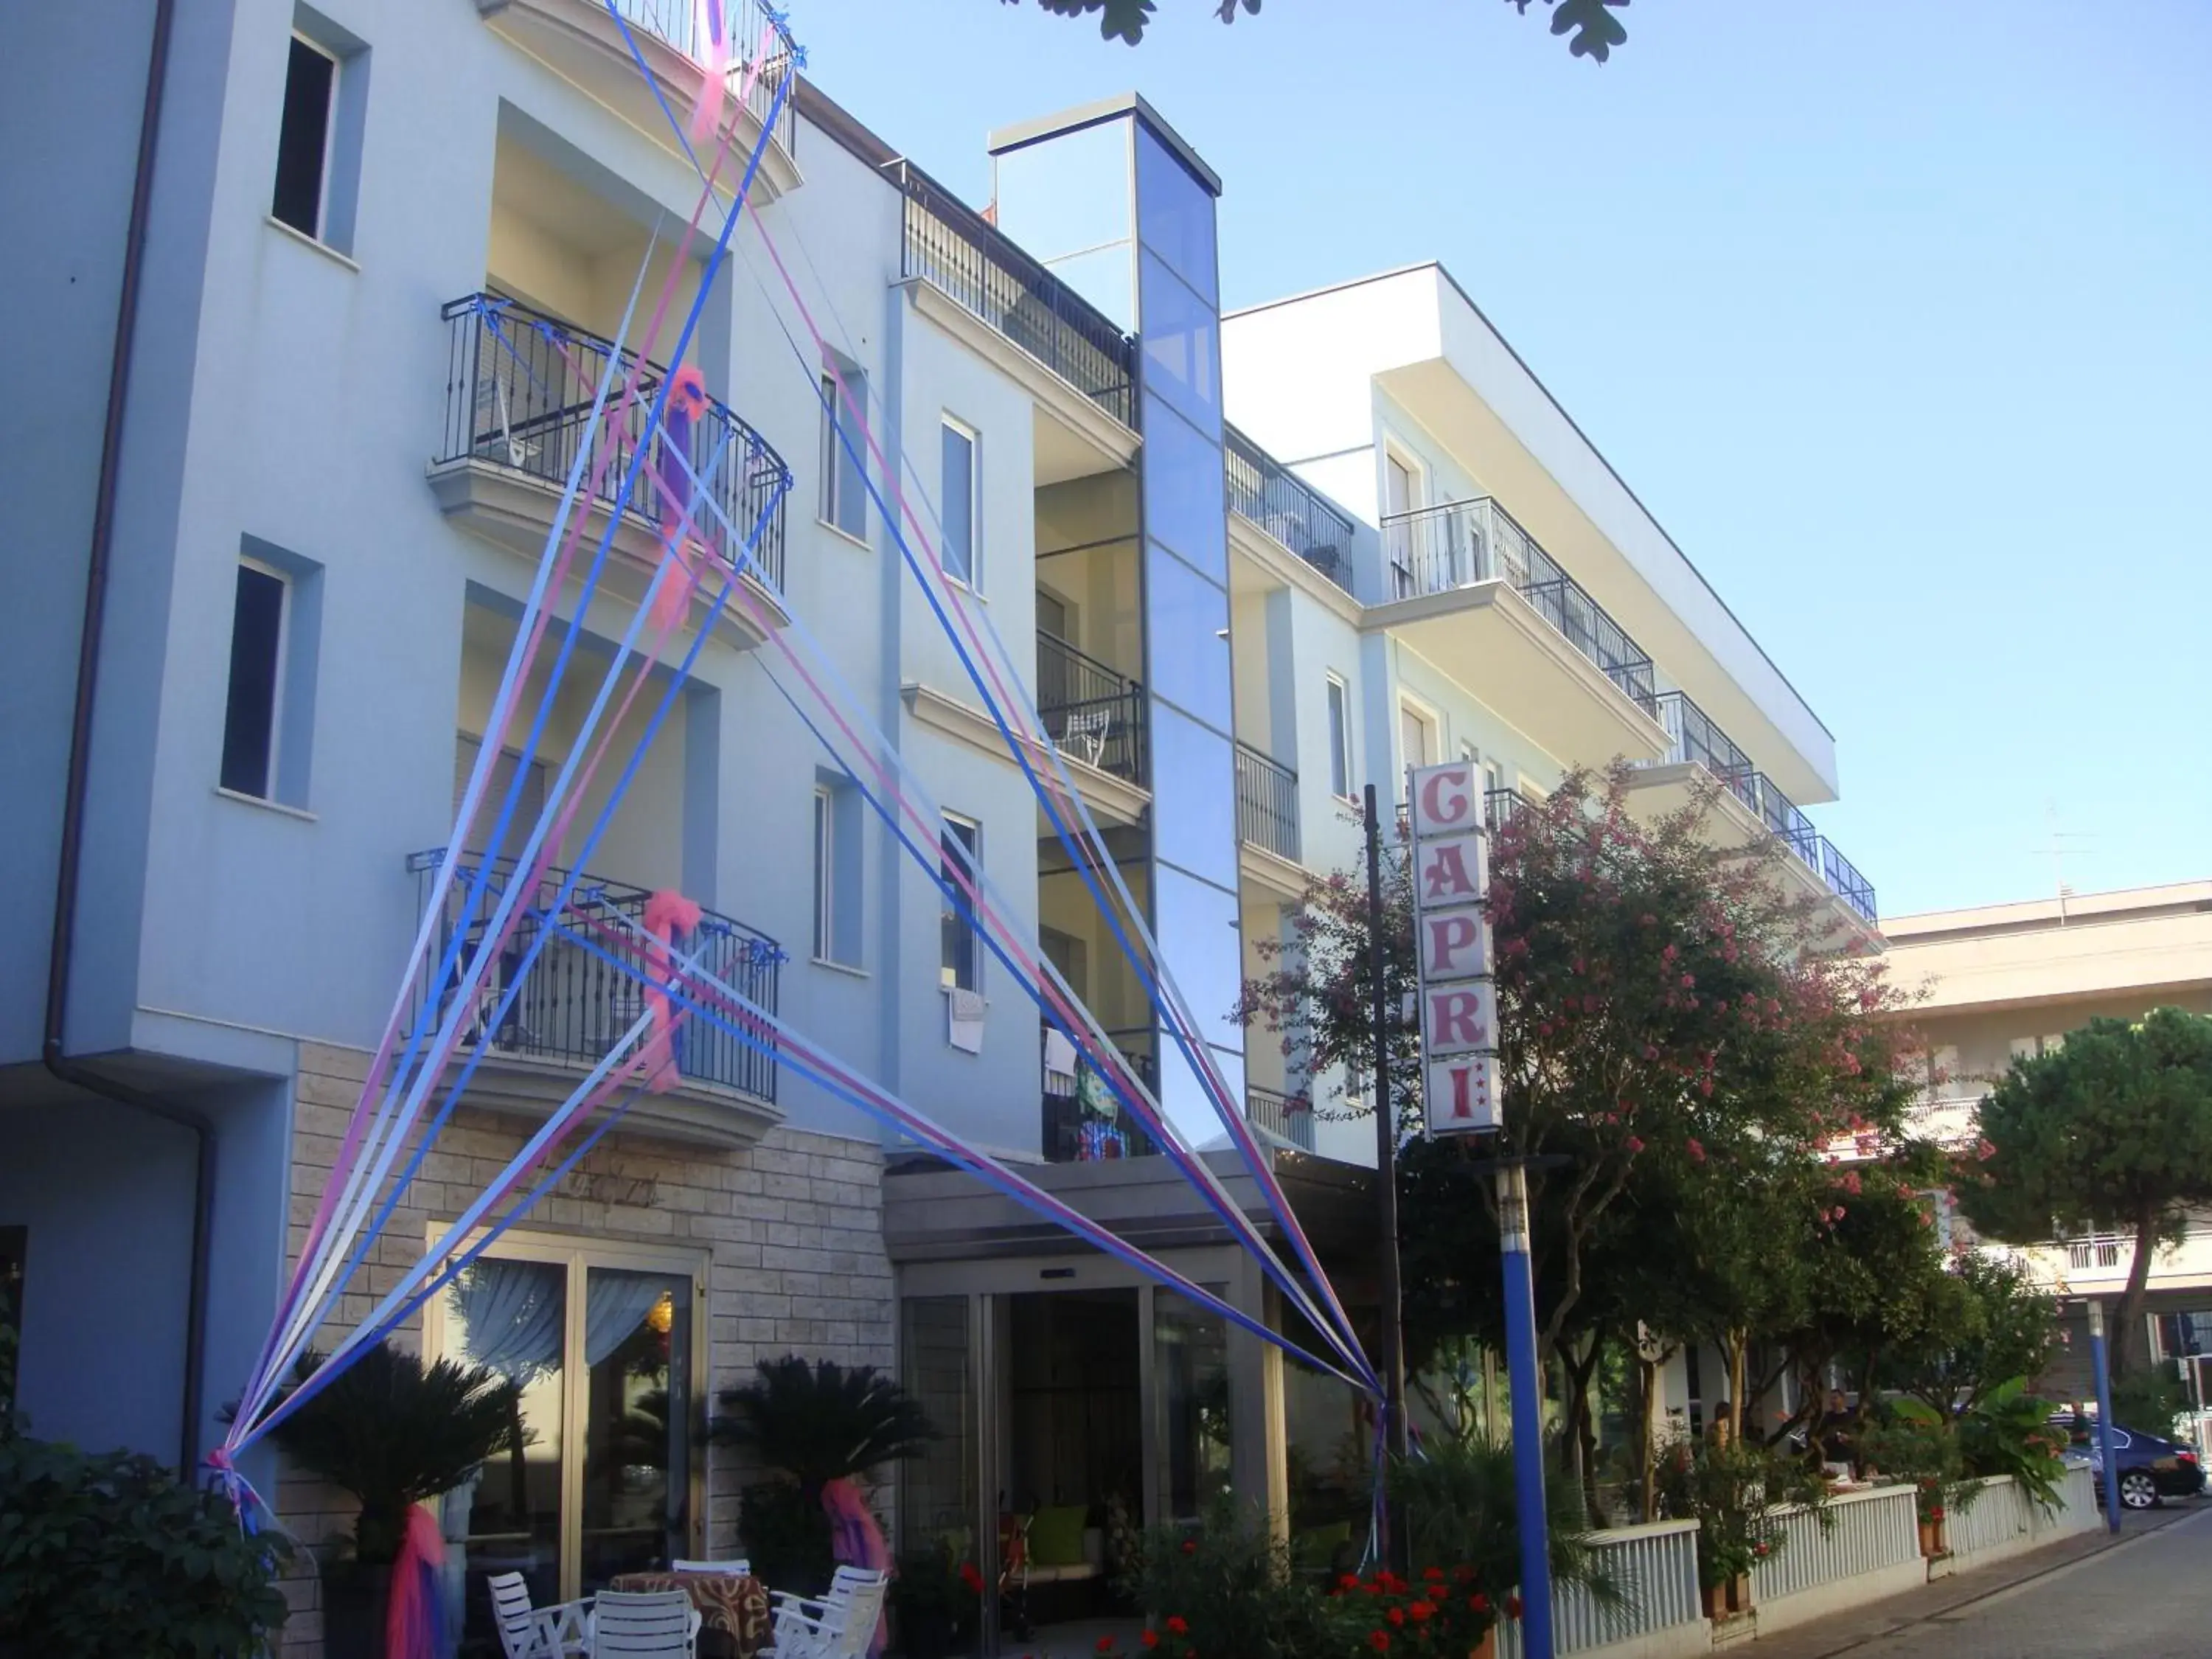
(1498, 1518), (1706, 1659)
(1946, 1467), (2099, 1565)
(1750, 1484), (1924, 1633)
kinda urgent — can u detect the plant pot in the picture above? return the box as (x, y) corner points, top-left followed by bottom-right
(1700, 1581), (1729, 1621)
(319, 1559), (392, 1659)
(1918, 1519), (1941, 1557)
(901, 1606), (953, 1659)
(1471, 1625), (1498, 1659)
(1725, 1574), (1752, 1615)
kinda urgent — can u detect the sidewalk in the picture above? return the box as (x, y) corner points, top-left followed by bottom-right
(1745, 1501), (2208, 1659)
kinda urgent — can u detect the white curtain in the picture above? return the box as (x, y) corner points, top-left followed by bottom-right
(451, 1258), (564, 1382)
(585, 1269), (675, 1368)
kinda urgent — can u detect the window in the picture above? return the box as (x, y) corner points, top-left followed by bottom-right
(221, 563), (289, 798)
(269, 14), (366, 253)
(940, 814), (981, 992)
(1325, 676), (1352, 799)
(940, 417), (978, 586)
(453, 734), (548, 866)
(1399, 702), (1436, 771)
(819, 365), (867, 540)
(272, 37), (336, 237)
(813, 787), (835, 961)
(810, 776), (863, 967)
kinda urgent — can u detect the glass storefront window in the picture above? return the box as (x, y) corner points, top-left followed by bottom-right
(580, 1267), (692, 1586)
(444, 1257), (566, 1618)
(900, 1296), (978, 1566)
(1153, 1288), (1233, 1523)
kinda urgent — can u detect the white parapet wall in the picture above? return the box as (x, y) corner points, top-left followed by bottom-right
(1749, 1484), (1925, 1637)
(1945, 1467), (2101, 1570)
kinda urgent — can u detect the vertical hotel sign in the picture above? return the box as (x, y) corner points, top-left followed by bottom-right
(1408, 762), (1501, 1134)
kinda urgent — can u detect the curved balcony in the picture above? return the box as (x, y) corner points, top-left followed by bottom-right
(407, 848), (785, 1147)
(476, 0), (800, 194)
(429, 293), (793, 647)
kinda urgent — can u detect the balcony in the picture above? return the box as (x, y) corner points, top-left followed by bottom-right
(1643, 690), (1879, 926)
(1234, 742), (1301, 863)
(1247, 1085), (1315, 1152)
(1043, 1027), (1161, 1163)
(406, 848), (785, 1147)
(1224, 424), (1357, 597)
(1369, 498), (1669, 768)
(476, 0), (799, 193)
(428, 294), (793, 646)
(1394, 787), (1528, 841)
(1037, 630), (1147, 788)
(886, 159), (1140, 482)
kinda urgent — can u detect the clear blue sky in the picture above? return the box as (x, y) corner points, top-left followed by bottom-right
(791, 1), (2211, 919)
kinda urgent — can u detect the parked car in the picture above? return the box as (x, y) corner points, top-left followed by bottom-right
(2051, 1411), (2207, 1509)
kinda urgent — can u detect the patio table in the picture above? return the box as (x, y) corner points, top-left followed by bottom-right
(607, 1569), (768, 1658)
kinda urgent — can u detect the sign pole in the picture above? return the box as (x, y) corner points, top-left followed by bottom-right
(2088, 1299), (2121, 1534)
(1404, 761), (1550, 1659)
(1364, 785), (1411, 1567)
(1498, 1161), (1557, 1659)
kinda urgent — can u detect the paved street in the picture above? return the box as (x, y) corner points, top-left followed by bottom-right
(1753, 1503), (2212, 1659)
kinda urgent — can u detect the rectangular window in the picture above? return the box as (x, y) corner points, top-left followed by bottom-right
(813, 786), (835, 961)
(1399, 703), (1436, 771)
(820, 366), (868, 540)
(940, 417), (978, 586)
(940, 814), (981, 992)
(272, 35), (336, 239)
(221, 563), (289, 798)
(1326, 676), (1352, 799)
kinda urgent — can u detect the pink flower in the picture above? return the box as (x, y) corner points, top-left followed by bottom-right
(1687, 1138), (1706, 1163)
(1626, 1135), (1646, 1155)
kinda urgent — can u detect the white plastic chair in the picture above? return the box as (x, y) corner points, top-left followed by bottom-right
(1054, 708), (1111, 768)
(765, 1568), (888, 1659)
(487, 1571), (591, 1659)
(671, 1558), (751, 1574)
(590, 1588), (703, 1657)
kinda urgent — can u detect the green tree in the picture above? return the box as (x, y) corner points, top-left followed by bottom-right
(1885, 1251), (2057, 1421)
(1959, 1008), (2212, 1378)
(1009, 0), (1632, 61)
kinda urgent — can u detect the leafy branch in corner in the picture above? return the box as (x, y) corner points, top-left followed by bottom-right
(1006, 0), (1630, 61)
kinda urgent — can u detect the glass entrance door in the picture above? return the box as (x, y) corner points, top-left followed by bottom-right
(431, 1234), (703, 1648)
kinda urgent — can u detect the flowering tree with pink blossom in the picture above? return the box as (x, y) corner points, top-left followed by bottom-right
(1241, 765), (1925, 1506)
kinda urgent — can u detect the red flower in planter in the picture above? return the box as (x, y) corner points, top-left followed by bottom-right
(1469, 1593), (1489, 1614)
(1340, 1574), (1363, 1592)
(1386, 1607), (1406, 1627)
(1141, 1635), (1159, 1651)
(1166, 1617), (1189, 1637)
(1408, 1601), (1435, 1623)
(959, 1562), (985, 1594)
(1180, 1540), (1197, 1554)
(1506, 1596), (1524, 1621)
(1930, 1506), (1946, 1522)
(1423, 1567), (1445, 1582)
(1096, 1639), (1116, 1655)
(1368, 1633), (1391, 1653)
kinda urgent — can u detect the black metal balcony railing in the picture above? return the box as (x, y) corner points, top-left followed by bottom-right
(438, 293), (792, 593)
(611, 0), (799, 159)
(1651, 689), (1878, 924)
(1234, 742), (1301, 864)
(1384, 496), (1658, 714)
(1037, 630), (1147, 786)
(886, 160), (1137, 429)
(1043, 1026), (1161, 1163)
(1223, 424), (1357, 596)
(1246, 1085), (1315, 1152)
(407, 849), (783, 1103)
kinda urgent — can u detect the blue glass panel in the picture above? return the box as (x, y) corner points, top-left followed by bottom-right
(1144, 543), (1231, 727)
(1150, 707), (1238, 889)
(1137, 251), (1220, 428)
(1140, 397), (1226, 581)
(994, 123), (1134, 325)
(1135, 126), (1217, 306)
(1043, 245), (1134, 338)
(1152, 863), (1245, 1054)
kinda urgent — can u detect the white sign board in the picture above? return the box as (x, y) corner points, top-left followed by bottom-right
(1409, 761), (1502, 1133)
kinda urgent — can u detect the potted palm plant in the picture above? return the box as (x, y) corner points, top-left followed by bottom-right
(711, 1357), (933, 1596)
(263, 1343), (526, 1659)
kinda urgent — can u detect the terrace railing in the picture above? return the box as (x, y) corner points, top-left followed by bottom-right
(1246, 1085), (1315, 1151)
(438, 293), (791, 591)
(407, 849), (783, 1104)
(887, 160), (1137, 428)
(608, 0), (798, 158)
(1384, 496), (1658, 714)
(1043, 1026), (1161, 1162)
(1223, 423), (1357, 595)
(1234, 742), (1301, 864)
(1037, 630), (1148, 786)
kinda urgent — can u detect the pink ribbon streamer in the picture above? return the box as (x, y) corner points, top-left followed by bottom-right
(386, 1504), (445, 1659)
(823, 1477), (891, 1656)
(641, 889), (703, 1091)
